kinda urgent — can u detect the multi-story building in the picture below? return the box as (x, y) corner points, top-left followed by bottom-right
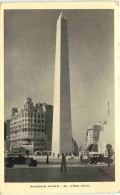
(98, 121), (110, 155)
(85, 125), (101, 152)
(4, 120), (10, 152)
(72, 137), (79, 156)
(9, 98), (53, 153)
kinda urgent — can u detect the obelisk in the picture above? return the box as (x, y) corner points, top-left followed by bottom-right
(52, 13), (72, 155)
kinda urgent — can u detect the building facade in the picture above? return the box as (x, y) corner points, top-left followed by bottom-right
(9, 98), (53, 153)
(72, 137), (79, 156)
(4, 120), (10, 152)
(85, 125), (101, 152)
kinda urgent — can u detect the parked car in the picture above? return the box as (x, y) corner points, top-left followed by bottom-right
(89, 154), (113, 164)
(5, 154), (37, 168)
(5, 157), (14, 168)
(81, 154), (89, 164)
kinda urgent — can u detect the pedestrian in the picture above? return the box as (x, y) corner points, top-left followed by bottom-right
(108, 150), (110, 167)
(80, 153), (83, 165)
(46, 154), (49, 164)
(87, 152), (90, 160)
(53, 153), (55, 158)
(26, 150), (29, 157)
(58, 153), (60, 159)
(61, 153), (66, 171)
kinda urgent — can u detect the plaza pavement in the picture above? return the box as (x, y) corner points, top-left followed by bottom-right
(5, 164), (115, 182)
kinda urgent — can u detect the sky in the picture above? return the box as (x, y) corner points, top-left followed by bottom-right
(4, 9), (114, 146)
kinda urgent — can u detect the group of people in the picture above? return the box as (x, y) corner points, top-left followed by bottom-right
(46, 152), (89, 170)
(53, 153), (60, 159)
(46, 152), (93, 170)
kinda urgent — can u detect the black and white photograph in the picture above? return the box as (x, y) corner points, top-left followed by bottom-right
(1, 2), (119, 193)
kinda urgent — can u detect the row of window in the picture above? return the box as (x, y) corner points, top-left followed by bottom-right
(24, 108), (43, 113)
(10, 138), (45, 143)
(10, 134), (45, 140)
(10, 123), (45, 130)
(10, 129), (45, 134)
(11, 113), (44, 122)
(10, 144), (45, 148)
(10, 135), (33, 139)
(34, 143), (45, 146)
(10, 119), (44, 126)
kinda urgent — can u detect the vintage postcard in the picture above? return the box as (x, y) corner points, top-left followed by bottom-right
(0, 1), (119, 194)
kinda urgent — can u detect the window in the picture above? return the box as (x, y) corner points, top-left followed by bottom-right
(38, 120), (40, 123)
(34, 115), (36, 118)
(34, 119), (36, 122)
(38, 115), (40, 118)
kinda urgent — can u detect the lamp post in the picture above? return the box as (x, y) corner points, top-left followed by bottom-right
(106, 144), (112, 167)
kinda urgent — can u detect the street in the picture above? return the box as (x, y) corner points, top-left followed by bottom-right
(5, 164), (115, 182)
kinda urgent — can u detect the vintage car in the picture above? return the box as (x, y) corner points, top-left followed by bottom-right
(89, 154), (113, 164)
(81, 154), (89, 164)
(5, 154), (37, 168)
